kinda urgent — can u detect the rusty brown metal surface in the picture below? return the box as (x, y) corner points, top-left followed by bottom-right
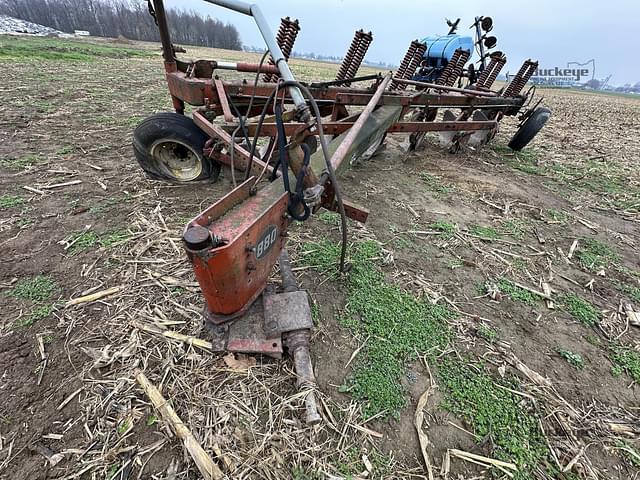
(233, 62), (279, 74)
(504, 59), (538, 97)
(341, 30), (374, 85)
(165, 72), (523, 118)
(264, 17), (300, 83)
(213, 77), (234, 122)
(390, 40), (426, 90)
(185, 178), (289, 319)
(391, 77), (497, 97)
(327, 74), (392, 174)
(436, 48), (470, 87)
(193, 111), (275, 177)
(237, 119), (497, 136)
(476, 53), (506, 89)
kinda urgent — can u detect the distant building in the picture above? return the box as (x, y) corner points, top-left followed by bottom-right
(74, 30), (90, 36)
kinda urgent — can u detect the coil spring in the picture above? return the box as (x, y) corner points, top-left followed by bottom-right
(390, 40), (421, 90)
(444, 49), (470, 86)
(396, 42), (427, 90)
(280, 18), (300, 59)
(263, 17), (300, 83)
(344, 31), (373, 83)
(484, 55), (506, 89)
(336, 30), (364, 81)
(476, 53), (506, 89)
(436, 48), (464, 86)
(504, 60), (537, 97)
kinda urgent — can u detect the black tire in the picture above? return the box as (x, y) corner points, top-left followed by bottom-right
(132, 112), (220, 183)
(508, 107), (551, 151)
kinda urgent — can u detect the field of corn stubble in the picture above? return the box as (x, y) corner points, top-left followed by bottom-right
(0, 35), (639, 480)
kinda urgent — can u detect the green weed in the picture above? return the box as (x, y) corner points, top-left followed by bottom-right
(545, 208), (570, 224)
(501, 219), (528, 240)
(316, 210), (341, 226)
(469, 224), (499, 240)
(55, 145), (74, 155)
(9, 275), (57, 303)
(561, 293), (600, 327)
(585, 334), (601, 346)
(89, 194), (132, 216)
(301, 240), (452, 418)
(448, 259), (464, 269)
(477, 324), (498, 342)
(558, 349), (584, 369)
(17, 217), (35, 227)
(146, 415), (158, 427)
(494, 145), (543, 175)
(68, 231), (99, 254)
(291, 466), (322, 480)
(0, 195), (25, 209)
(610, 345), (640, 383)
(428, 221), (456, 239)
(100, 229), (132, 248)
(68, 229), (132, 253)
(615, 440), (640, 467)
(117, 420), (130, 435)
(617, 282), (640, 303)
(574, 238), (619, 271)
(496, 278), (538, 305)
(438, 358), (548, 477)
(0, 154), (44, 169)
(420, 173), (453, 195)
(14, 304), (55, 328)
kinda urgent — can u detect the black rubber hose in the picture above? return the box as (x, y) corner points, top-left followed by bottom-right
(243, 80), (349, 272)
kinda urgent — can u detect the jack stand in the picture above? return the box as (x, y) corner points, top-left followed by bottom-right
(202, 250), (321, 425)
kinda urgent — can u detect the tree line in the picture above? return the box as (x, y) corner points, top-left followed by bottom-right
(0, 0), (242, 50)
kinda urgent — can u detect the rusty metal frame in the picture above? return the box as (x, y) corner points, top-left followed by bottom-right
(148, 0), (541, 371)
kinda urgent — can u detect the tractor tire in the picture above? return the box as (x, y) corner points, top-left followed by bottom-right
(508, 107), (551, 151)
(132, 112), (220, 183)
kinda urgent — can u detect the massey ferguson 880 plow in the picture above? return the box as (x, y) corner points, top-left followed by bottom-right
(134, 0), (551, 424)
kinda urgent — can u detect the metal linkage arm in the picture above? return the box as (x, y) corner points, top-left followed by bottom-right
(202, 0), (308, 117)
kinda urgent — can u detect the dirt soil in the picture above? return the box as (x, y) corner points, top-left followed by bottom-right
(1, 35), (639, 480)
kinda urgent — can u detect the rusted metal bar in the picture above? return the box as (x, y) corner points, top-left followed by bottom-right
(212, 61), (280, 75)
(213, 77), (234, 122)
(332, 93), (519, 109)
(152, 0), (185, 113)
(152, 0), (175, 64)
(202, 0), (307, 115)
(192, 111), (274, 176)
(237, 119), (497, 136)
(326, 74), (392, 175)
(278, 249), (321, 425)
(392, 77), (498, 96)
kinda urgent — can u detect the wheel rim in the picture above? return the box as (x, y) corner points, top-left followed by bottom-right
(150, 139), (203, 181)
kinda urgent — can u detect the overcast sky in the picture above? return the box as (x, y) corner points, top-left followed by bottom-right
(166, 0), (639, 86)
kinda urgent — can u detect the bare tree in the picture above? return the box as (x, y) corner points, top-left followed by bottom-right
(0, 0), (243, 50)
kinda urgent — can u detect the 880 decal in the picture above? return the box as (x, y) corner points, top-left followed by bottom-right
(255, 225), (278, 259)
